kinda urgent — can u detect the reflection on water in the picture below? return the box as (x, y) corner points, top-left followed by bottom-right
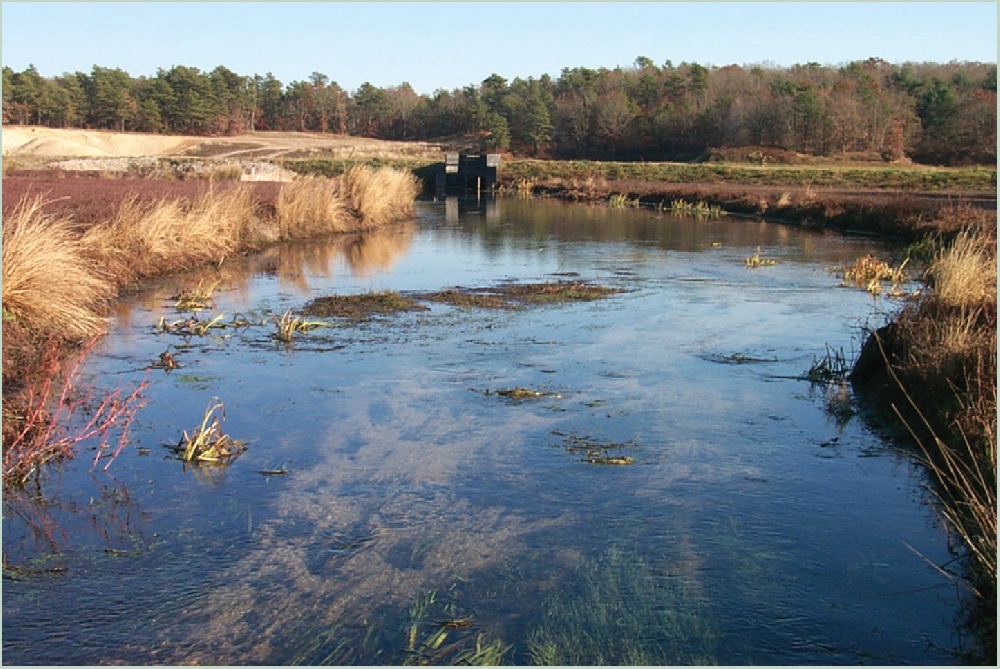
(2, 198), (967, 665)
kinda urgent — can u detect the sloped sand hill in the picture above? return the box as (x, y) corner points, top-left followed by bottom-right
(2, 126), (447, 161)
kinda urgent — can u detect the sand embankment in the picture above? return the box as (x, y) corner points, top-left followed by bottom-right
(1, 126), (447, 161)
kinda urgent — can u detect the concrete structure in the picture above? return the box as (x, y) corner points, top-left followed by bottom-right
(435, 153), (500, 194)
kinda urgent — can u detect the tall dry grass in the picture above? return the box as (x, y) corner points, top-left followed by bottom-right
(343, 166), (420, 228)
(926, 229), (997, 307)
(276, 176), (350, 238)
(82, 185), (268, 284)
(2, 197), (115, 340)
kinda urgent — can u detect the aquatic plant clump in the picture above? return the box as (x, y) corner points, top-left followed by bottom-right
(667, 198), (727, 218)
(745, 247), (777, 268)
(166, 399), (247, 465)
(424, 281), (626, 309)
(272, 310), (329, 342)
(842, 255), (909, 295)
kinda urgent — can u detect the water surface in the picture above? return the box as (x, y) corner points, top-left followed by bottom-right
(2, 198), (964, 665)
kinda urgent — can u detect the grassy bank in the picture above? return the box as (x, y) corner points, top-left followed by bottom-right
(497, 159), (997, 191)
(849, 207), (996, 661)
(1, 166), (419, 487)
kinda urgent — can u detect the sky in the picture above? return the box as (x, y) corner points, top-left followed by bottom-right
(2, 2), (996, 94)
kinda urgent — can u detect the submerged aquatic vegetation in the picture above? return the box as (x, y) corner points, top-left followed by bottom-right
(528, 546), (715, 665)
(487, 387), (559, 400)
(166, 398), (247, 465)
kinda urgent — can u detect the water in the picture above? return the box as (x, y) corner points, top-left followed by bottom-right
(2, 198), (966, 665)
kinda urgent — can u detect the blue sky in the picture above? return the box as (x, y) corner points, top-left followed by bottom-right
(2, 2), (996, 94)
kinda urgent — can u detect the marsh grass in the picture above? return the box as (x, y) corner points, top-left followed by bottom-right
(807, 345), (850, 384)
(166, 398), (246, 465)
(608, 193), (640, 208)
(843, 255), (910, 295)
(926, 229), (997, 307)
(82, 185), (267, 285)
(2, 197), (115, 340)
(668, 198), (726, 218)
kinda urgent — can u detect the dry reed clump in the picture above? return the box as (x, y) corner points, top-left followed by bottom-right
(343, 165), (420, 228)
(926, 229), (997, 308)
(275, 176), (350, 239)
(2, 196), (115, 340)
(82, 185), (267, 284)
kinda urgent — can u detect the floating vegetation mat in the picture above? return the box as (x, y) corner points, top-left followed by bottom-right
(551, 430), (638, 465)
(301, 290), (427, 320)
(486, 387), (561, 401)
(699, 351), (779, 365)
(302, 282), (626, 320)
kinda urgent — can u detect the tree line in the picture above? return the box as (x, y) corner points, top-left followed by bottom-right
(2, 57), (995, 165)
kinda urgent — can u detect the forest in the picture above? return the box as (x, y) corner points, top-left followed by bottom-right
(2, 57), (996, 165)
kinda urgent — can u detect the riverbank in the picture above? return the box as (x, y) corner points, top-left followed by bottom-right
(2, 167), (419, 486)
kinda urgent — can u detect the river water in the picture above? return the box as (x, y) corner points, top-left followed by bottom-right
(2, 198), (966, 664)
